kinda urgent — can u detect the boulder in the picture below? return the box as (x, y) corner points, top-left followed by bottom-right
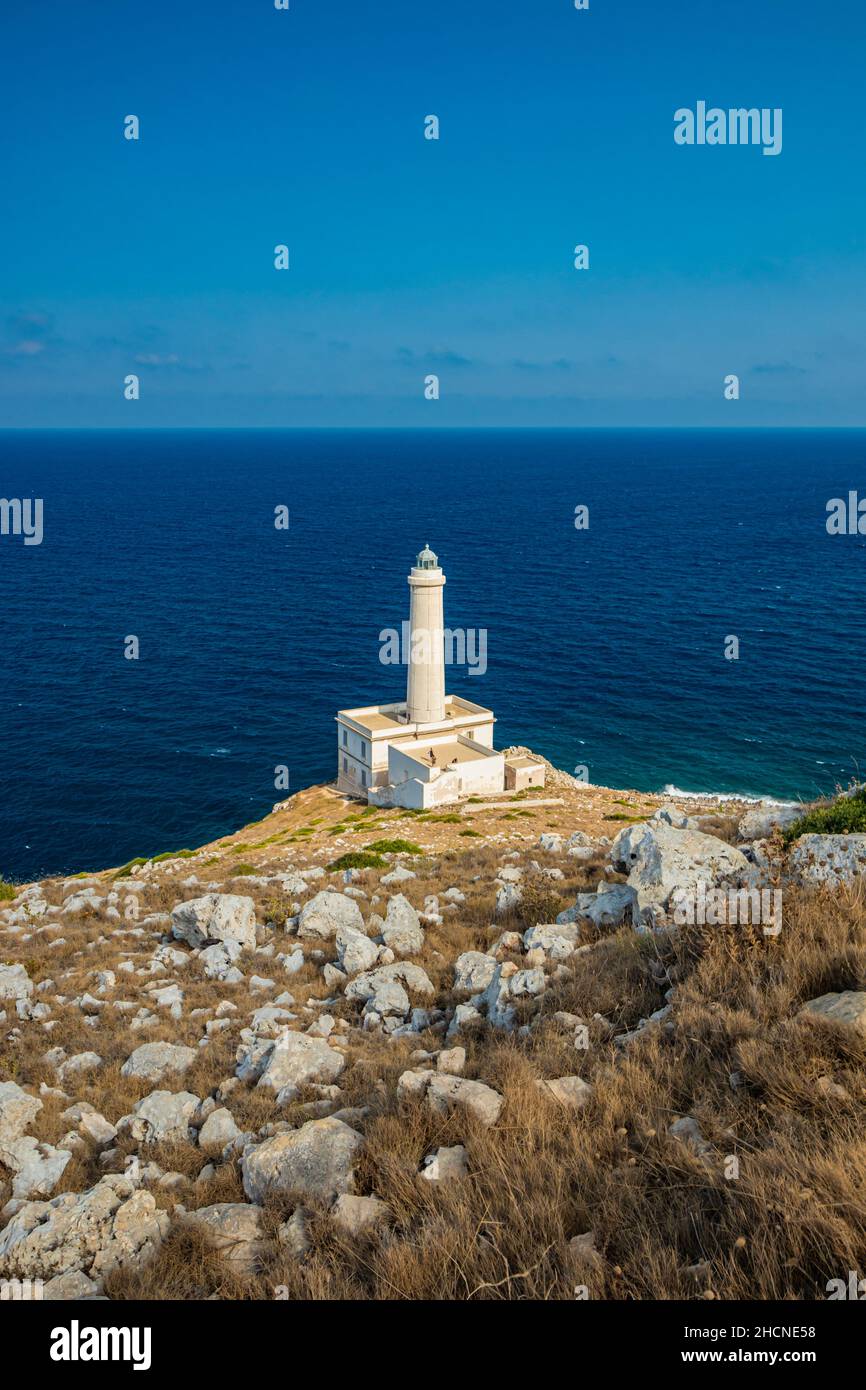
(538, 834), (564, 852)
(0, 1081), (42, 1152)
(380, 865), (416, 886)
(381, 894), (424, 957)
(120, 1042), (197, 1083)
(0, 1175), (169, 1282)
(798, 991), (866, 1037)
(298, 890), (364, 942)
(171, 892), (256, 950)
(124, 1090), (201, 1144)
(609, 822), (750, 914)
(787, 835), (866, 889)
(453, 951), (498, 995)
(252, 1031), (346, 1099)
(420, 1144), (469, 1182)
(331, 1193), (389, 1237)
(183, 1203), (266, 1275)
(0, 963), (33, 1003)
(738, 802), (802, 841)
(241, 1118), (363, 1202)
(523, 924), (580, 960)
(198, 1107), (242, 1149)
(335, 924), (378, 977)
(426, 1075), (503, 1127)
(344, 962), (434, 1003)
(536, 1076), (593, 1110)
(3, 1137), (72, 1201)
(494, 882), (522, 916)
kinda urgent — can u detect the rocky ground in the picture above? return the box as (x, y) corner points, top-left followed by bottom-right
(2, 760), (865, 1301)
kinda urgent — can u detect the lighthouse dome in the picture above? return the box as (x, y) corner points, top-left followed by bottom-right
(415, 543), (439, 569)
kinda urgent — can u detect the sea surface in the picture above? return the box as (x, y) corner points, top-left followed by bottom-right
(1, 428), (864, 881)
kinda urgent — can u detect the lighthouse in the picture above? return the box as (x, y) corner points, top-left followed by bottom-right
(335, 545), (545, 807)
(406, 543), (446, 724)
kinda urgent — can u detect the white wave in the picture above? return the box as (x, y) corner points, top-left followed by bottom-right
(659, 783), (786, 806)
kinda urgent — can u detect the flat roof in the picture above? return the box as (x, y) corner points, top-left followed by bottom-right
(398, 739), (495, 768)
(337, 693), (494, 737)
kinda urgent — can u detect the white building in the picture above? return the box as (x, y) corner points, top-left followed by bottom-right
(335, 545), (544, 809)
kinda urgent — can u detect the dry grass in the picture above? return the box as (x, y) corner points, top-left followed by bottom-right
(4, 783), (866, 1300)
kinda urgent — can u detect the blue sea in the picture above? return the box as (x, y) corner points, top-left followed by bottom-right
(1, 428), (864, 881)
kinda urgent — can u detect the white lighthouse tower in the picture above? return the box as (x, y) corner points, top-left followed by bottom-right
(406, 543), (446, 725)
(335, 544), (545, 807)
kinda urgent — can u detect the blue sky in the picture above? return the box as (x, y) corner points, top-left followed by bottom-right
(1, 0), (864, 426)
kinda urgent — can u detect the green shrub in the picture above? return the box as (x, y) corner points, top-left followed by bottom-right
(459, 830), (481, 838)
(0, 877), (18, 901)
(231, 863), (258, 876)
(784, 787), (866, 843)
(113, 856), (148, 879)
(327, 851), (386, 871)
(365, 838), (423, 856)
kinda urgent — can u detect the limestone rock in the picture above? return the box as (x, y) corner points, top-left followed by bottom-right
(171, 893), (257, 950)
(381, 894), (424, 957)
(198, 1107), (242, 1149)
(120, 1042), (197, 1083)
(536, 1076), (593, 1109)
(335, 923), (378, 977)
(788, 835), (866, 889)
(124, 1090), (201, 1144)
(426, 1075), (503, 1127)
(453, 951), (498, 995)
(298, 890), (364, 942)
(344, 962), (434, 1003)
(183, 1202), (266, 1274)
(421, 1144), (469, 1182)
(798, 991), (866, 1037)
(610, 822), (750, 914)
(0, 1081), (42, 1152)
(252, 1030), (346, 1099)
(738, 802), (802, 841)
(0, 1175), (169, 1282)
(3, 1137), (72, 1201)
(331, 1193), (389, 1236)
(241, 1118), (363, 1202)
(0, 963), (33, 1003)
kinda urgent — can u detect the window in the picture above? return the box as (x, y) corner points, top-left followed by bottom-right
(341, 729), (348, 747)
(360, 739), (367, 760)
(361, 769), (368, 788)
(342, 756), (348, 773)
